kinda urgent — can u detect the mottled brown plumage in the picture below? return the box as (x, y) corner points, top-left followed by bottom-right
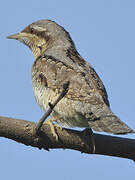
(7, 19), (134, 134)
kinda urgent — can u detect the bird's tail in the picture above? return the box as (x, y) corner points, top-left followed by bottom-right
(88, 105), (134, 134)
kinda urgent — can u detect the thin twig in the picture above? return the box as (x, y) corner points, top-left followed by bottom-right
(35, 81), (70, 134)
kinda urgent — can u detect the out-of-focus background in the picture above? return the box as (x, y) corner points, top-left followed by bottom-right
(1, 0), (135, 179)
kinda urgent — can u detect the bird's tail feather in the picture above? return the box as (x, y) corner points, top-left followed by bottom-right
(88, 106), (134, 134)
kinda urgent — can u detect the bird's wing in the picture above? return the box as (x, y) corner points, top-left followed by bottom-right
(32, 55), (109, 106)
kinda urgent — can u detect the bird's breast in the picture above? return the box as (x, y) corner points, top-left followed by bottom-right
(32, 78), (55, 112)
(32, 78), (89, 128)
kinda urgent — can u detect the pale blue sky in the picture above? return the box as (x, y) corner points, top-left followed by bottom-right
(1, 0), (135, 179)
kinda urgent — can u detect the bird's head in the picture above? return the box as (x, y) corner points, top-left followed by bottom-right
(7, 20), (75, 59)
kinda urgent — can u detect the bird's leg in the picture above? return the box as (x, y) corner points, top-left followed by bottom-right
(45, 117), (62, 141)
(82, 128), (95, 153)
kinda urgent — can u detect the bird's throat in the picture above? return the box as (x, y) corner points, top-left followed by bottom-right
(32, 44), (48, 60)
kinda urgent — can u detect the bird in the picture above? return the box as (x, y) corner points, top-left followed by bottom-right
(7, 19), (134, 139)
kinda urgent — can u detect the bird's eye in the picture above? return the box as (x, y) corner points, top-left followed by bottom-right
(30, 28), (34, 33)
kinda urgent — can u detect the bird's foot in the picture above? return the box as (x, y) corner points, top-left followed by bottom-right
(45, 117), (62, 141)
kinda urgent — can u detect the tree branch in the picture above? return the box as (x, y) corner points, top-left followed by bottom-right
(0, 116), (135, 161)
(35, 81), (70, 134)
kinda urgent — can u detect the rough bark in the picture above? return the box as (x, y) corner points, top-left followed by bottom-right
(0, 116), (135, 161)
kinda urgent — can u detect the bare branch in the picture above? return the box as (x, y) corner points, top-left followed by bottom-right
(0, 116), (135, 161)
(35, 81), (70, 134)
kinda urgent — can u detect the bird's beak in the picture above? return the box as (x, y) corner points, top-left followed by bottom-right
(7, 32), (32, 47)
(7, 32), (29, 41)
(7, 33), (22, 40)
